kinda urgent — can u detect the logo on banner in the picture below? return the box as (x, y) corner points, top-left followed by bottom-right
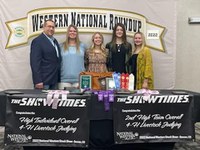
(7, 134), (31, 143)
(117, 95), (190, 104)
(6, 7), (165, 51)
(14, 26), (25, 37)
(10, 97), (86, 108)
(116, 132), (139, 140)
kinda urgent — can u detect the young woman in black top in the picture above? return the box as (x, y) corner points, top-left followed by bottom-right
(106, 23), (132, 73)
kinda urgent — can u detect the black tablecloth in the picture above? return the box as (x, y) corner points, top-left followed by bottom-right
(1, 89), (200, 150)
(1, 89), (200, 125)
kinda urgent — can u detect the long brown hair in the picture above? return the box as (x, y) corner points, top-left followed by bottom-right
(110, 23), (129, 49)
(63, 24), (80, 52)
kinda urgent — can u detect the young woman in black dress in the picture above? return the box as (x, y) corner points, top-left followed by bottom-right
(106, 23), (132, 73)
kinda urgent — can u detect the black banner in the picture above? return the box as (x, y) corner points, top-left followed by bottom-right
(5, 94), (90, 147)
(113, 94), (195, 144)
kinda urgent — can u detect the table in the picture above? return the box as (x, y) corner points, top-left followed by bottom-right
(1, 89), (199, 150)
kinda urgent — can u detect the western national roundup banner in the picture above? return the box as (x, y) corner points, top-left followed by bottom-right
(4, 94), (90, 147)
(113, 94), (195, 144)
(0, 0), (177, 91)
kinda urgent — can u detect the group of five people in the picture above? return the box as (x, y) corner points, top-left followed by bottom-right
(28, 19), (176, 150)
(30, 19), (154, 91)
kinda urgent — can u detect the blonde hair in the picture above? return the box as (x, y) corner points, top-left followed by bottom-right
(133, 32), (146, 53)
(89, 32), (107, 58)
(63, 24), (80, 52)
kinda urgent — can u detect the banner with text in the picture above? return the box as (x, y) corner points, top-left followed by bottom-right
(6, 8), (165, 51)
(0, 1), (177, 91)
(113, 94), (194, 144)
(5, 94), (90, 147)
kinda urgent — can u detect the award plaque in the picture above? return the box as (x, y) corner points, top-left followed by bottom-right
(80, 75), (92, 90)
(106, 77), (115, 90)
(98, 77), (106, 90)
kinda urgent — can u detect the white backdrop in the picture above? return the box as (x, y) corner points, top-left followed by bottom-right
(0, 0), (177, 91)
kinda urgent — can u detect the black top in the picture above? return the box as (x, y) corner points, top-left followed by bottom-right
(129, 54), (138, 89)
(106, 43), (132, 73)
(111, 44), (127, 73)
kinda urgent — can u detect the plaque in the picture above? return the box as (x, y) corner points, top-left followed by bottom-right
(106, 77), (115, 90)
(98, 77), (106, 90)
(80, 75), (92, 90)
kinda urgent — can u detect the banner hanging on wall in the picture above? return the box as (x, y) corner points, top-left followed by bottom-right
(6, 7), (165, 51)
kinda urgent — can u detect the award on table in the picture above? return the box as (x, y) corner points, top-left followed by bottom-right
(98, 77), (106, 90)
(106, 77), (115, 90)
(80, 75), (92, 90)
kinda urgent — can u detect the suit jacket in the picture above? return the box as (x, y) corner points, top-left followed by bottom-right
(30, 33), (61, 85)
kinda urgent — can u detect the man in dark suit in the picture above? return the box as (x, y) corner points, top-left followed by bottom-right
(30, 19), (61, 90)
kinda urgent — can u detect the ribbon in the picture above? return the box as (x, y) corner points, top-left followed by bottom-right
(104, 92), (110, 111)
(95, 90), (115, 111)
(46, 90), (69, 109)
(113, 72), (120, 90)
(137, 89), (159, 101)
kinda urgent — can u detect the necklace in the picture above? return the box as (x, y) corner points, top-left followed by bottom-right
(117, 44), (121, 52)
